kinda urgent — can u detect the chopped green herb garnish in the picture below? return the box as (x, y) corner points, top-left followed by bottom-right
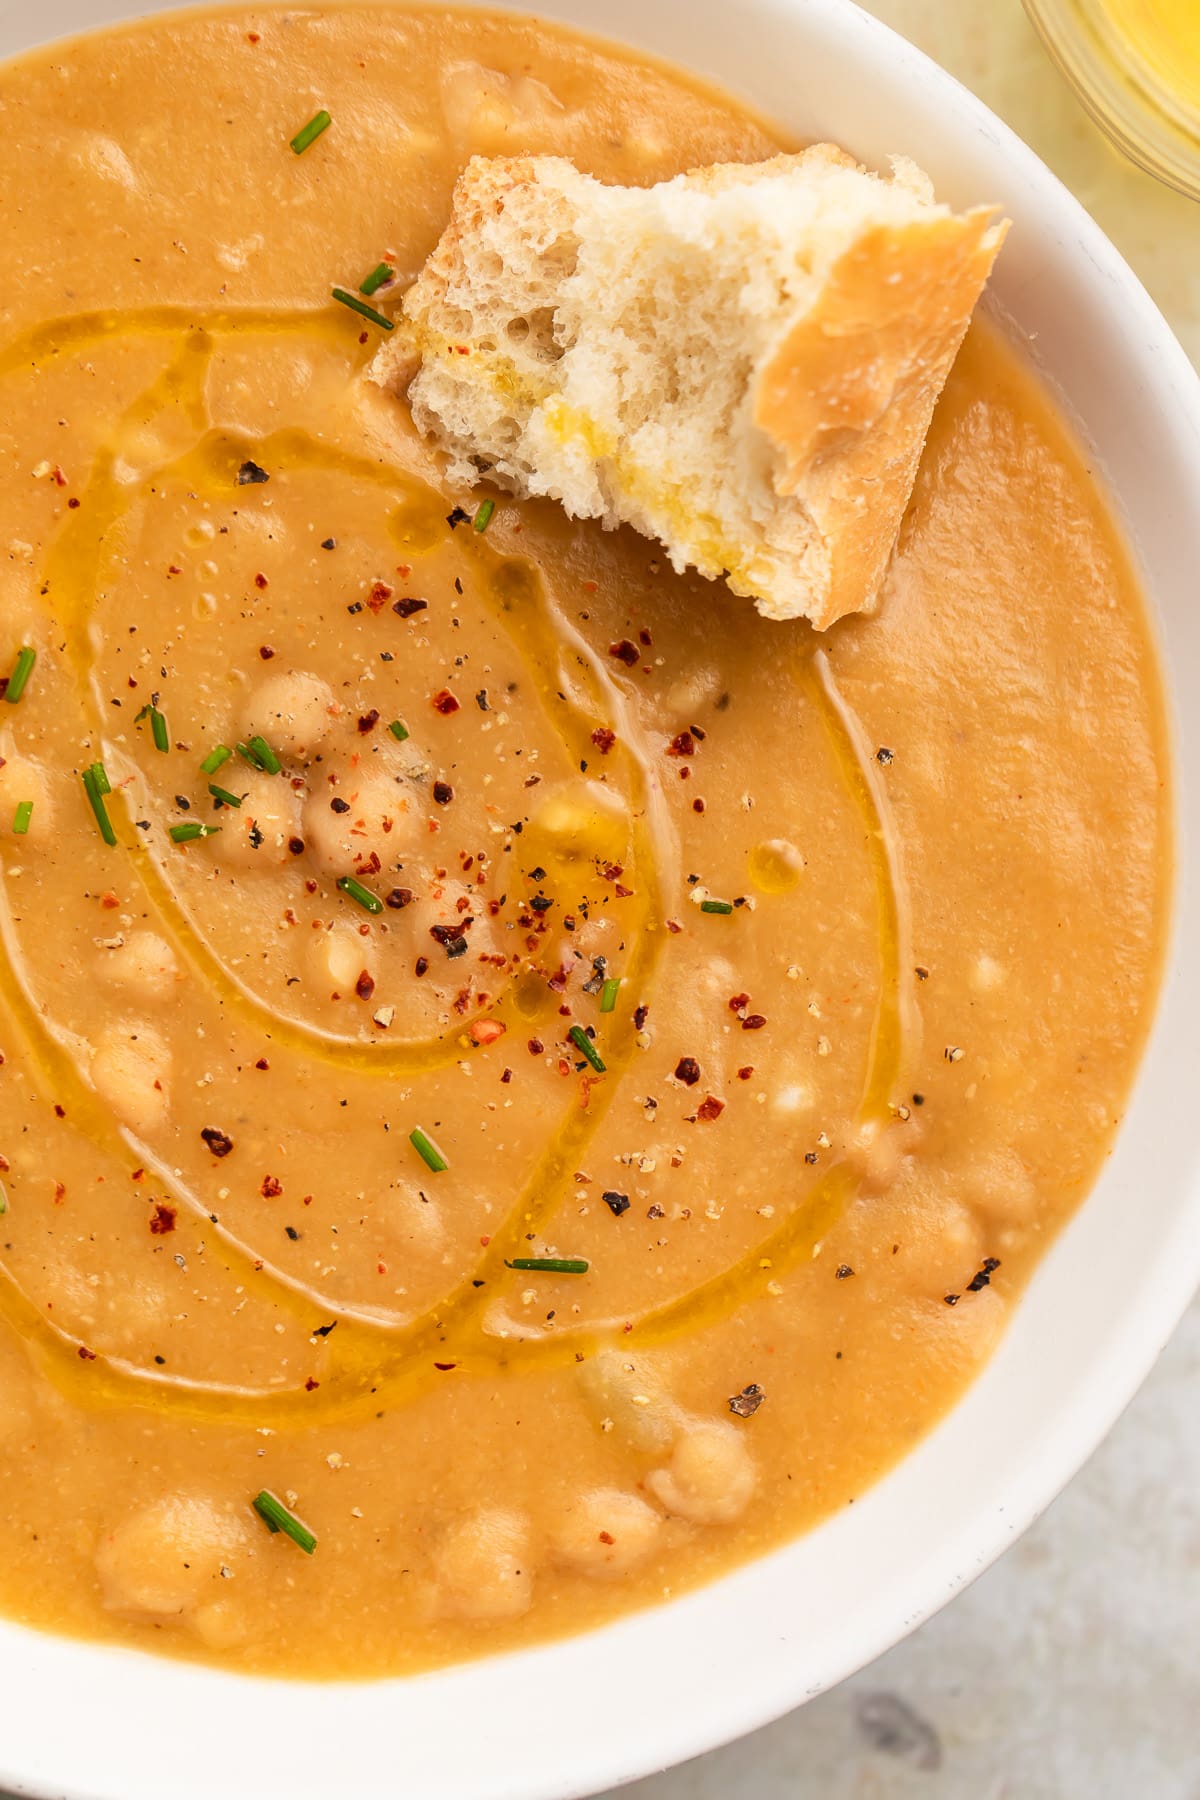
(252, 1489), (317, 1554)
(567, 1024), (606, 1073)
(4, 647), (36, 705)
(409, 1126), (448, 1173)
(359, 261), (394, 297)
(336, 874), (383, 915)
(289, 110), (331, 155)
(247, 734), (282, 775)
(12, 801), (33, 835)
(169, 821), (221, 844)
(237, 735), (282, 775)
(700, 898), (734, 915)
(135, 702), (170, 753)
(599, 977), (620, 1013)
(505, 1257), (590, 1274)
(81, 765), (117, 846)
(208, 783), (242, 808)
(388, 719), (410, 743)
(201, 745), (232, 775)
(472, 498), (495, 533)
(331, 287), (394, 331)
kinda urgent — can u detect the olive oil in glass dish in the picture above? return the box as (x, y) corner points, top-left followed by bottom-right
(1024, 0), (1200, 198)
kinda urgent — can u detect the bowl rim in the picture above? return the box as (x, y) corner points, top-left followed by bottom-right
(0, 2), (1198, 1797)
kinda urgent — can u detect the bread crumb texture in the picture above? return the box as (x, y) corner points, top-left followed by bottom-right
(372, 147), (1006, 626)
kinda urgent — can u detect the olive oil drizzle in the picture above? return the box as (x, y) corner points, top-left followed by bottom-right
(0, 304), (664, 1405)
(0, 306), (910, 1426)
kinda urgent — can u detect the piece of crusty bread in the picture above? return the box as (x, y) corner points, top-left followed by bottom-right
(371, 147), (1006, 627)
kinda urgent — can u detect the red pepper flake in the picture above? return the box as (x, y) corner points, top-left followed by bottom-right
(633, 1005), (649, 1030)
(357, 710), (380, 734)
(386, 887), (413, 910)
(432, 688), (460, 715)
(367, 581), (394, 613)
(608, 639), (639, 667)
(737, 1065), (754, 1079)
(149, 1202), (177, 1234)
(665, 918), (682, 933)
(729, 993), (749, 1013)
(67, 496), (80, 510)
(355, 970), (376, 1001)
(591, 727), (616, 754)
(392, 596), (427, 618)
(259, 645), (275, 661)
(433, 780), (454, 805)
(697, 1095), (725, 1121)
(742, 1014), (767, 1030)
(247, 29), (260, 40)
(835, 1264), (855, 1279)
(693, 798), (706, 814)
(638, 627), (653, 647)
(77, 1346), (96, 1361)
(414, 956), (429, 976)
(674, 1056), (701, 1086)
(433, 1361), (457, 1372)
(665, 731), (695, 757)
(500, 1067), (512, 1083)
(261, 1175), (283, 1198)
(255, 1058), (270, 1071)
(201, 1127), (234, 1158)
(599, 1530), (615, 1545)
(305, 1377), (320, 1391)
(528, 1037), (544, 1055)
(254, 572), (268, 590)
(288, 836), (306, 856)
(468, 1018), (506, 1046)
(54, 1104), (66, 1119)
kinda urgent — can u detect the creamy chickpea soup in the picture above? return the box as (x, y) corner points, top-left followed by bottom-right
(0, 5), (1170, 1677)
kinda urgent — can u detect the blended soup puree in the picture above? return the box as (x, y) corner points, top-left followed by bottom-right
(0, 5), (1170, 1676)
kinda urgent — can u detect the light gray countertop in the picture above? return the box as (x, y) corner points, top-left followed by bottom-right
(605, 3), (1200, 1795)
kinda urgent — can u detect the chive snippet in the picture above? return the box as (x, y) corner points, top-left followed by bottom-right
(331, 287), (394, 331)
(81, 765), (117, 846)
(336, 874), (382, 915)
(505, 1257), (589, 1274)
(289, 109), (331, 155)
(567, 1024), (606, 1073)
(252, 1489), (317, 1554)
(169, 821), (221, 843)
(409, 1126), (448, 1173)
(700, 898), (734, 914)
(12, 801), (33, 835)
(237, 735), (282, 775)
(208, 783), (243, 808)
(599, 977), (620, 1013)
(136, 702), (170, 753)
(472, 499), (495, 533)
(201, 745), (232, 775)
(4, 647), (36, 705)
(388, 719), (410, 743)
(359, 261), (394, 297)
(247, 734), (281, 775)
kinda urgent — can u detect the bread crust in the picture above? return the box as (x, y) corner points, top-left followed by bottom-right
(373, 150), (1007, 629)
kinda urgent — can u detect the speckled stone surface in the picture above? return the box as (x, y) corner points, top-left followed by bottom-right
(603, 4), (1200, 1797)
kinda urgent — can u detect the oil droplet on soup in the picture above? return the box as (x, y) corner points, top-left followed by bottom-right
(747, 838), (805, 893)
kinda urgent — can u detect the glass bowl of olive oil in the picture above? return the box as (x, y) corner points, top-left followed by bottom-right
(1024, 0), (1200, 198)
